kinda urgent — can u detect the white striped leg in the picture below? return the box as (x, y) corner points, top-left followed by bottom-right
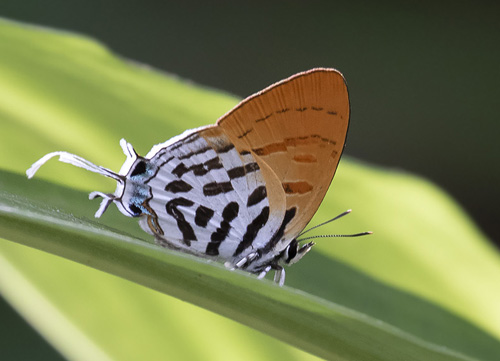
(257, 265), (272, 279)
(225, 252), (260, 271)
(274, 267), (286, 286)
(234, 252), (259, 268)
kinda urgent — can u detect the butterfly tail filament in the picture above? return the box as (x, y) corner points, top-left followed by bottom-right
(26, 139), (142, 219)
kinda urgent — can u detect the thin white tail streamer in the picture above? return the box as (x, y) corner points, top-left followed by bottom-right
(26, 151), (123, 183)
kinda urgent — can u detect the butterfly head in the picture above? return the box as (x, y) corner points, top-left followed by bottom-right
(279, 239), (315, 266)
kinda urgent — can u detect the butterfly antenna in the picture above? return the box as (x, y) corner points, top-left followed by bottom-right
(297, 232), (372, 243)
(298, 209), (353, 237)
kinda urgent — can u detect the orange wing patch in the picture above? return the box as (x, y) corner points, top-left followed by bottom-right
(293, 154), (317, 163)
(217, 68), (349, 238)
(282, 181), (314, 194)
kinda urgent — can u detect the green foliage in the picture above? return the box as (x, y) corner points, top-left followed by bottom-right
(0, 18), (499, 361)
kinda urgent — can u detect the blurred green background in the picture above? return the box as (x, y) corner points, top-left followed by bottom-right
(0, 0), (498, 359)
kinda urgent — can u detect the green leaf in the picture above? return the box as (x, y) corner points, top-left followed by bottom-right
(0, 17), (499, 361)
(0, 171), (477, 361)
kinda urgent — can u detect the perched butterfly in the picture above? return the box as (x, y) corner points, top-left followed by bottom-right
(27, 68), (368, 286)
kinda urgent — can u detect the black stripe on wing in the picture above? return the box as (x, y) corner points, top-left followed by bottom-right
(205, 202), (239, 256)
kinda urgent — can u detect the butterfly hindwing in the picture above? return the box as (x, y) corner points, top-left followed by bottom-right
(143, 126), (285, 263)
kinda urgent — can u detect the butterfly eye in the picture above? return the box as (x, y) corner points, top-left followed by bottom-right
(285, 240), (298, 264)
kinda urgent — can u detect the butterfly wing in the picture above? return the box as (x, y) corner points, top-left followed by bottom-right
(217, 68), (350, 244)
(142, 126), (286, 262)
(141, 68), (348, 263)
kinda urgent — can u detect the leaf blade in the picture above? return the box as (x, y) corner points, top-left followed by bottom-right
(0, 182), (476, 361)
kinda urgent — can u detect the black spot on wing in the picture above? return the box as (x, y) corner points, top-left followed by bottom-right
(233, 206), (270, 257)
(206, 202), (239, 256)
(227, 162), (259, 180)
(262, 207), (296, 253)
(191, 164), (207, 176)
(165, 180), (193, 193)
(222, 202), (239, 221)
(204, 157), (223, 171)
(166, 197), (196, 246)
(247, 186), (267, 207)
(172, 163), (189, 178)
(227, 166), (245, 179)
(217, 143), (235, 153)
(172, 157), (223, 178)
(195, 205), (215, 228)
(203, 181), (234, 196)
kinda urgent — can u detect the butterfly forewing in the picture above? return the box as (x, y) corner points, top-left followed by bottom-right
(216, 69), (349, 243)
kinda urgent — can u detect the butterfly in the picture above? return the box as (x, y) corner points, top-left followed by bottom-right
(27, 68), (357, 286)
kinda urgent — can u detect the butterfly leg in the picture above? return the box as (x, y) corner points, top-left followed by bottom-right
(257, 265), (272, 279)
(274, 266), (286, 286)
(234, 251), (259, 269)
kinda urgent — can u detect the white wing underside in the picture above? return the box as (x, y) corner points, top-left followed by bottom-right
(142, 128), (287, 264)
